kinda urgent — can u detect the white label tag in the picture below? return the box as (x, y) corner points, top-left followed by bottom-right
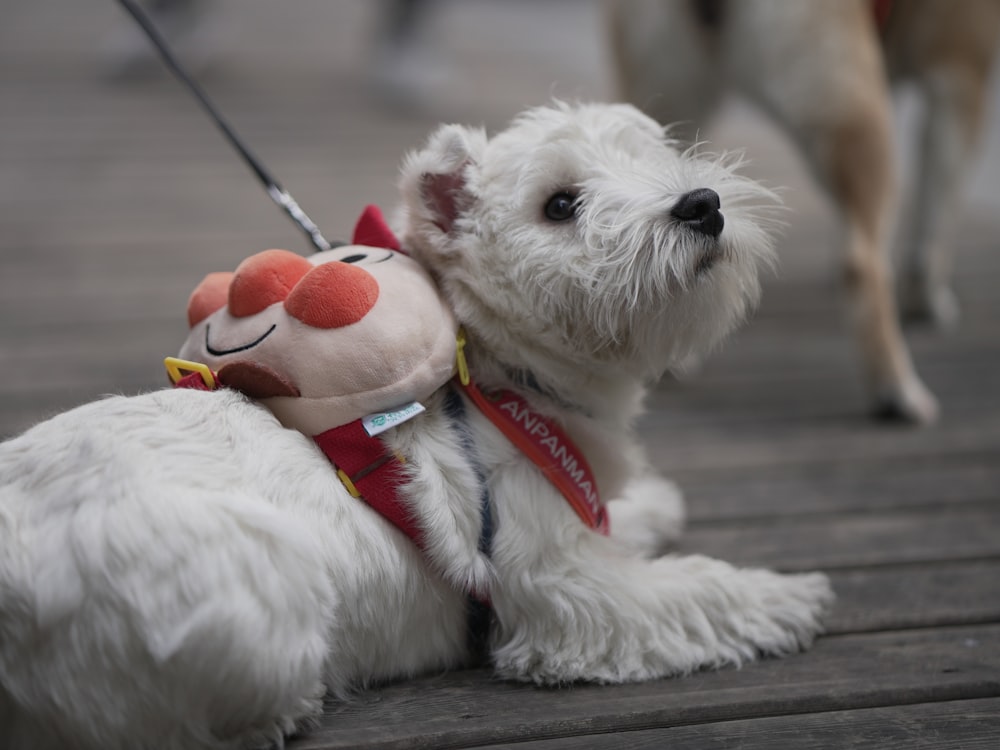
(361, 401), (426, 436)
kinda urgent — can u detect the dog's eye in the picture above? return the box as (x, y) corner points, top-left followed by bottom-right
(544, 192), (578, 222)
(339, 254), (367, 264)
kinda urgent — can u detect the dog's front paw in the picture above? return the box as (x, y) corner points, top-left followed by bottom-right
(731, 568), (834, 657)
(607, 475), (685, 557)
(901, 277), (961, 331)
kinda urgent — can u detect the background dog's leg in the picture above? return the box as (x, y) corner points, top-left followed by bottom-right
(607, 0), (724, 145)
(897, 3), (1000, 328)
(738, 2), (938, 423)
(899, 72), (982, 327)
(610, 0), (938, 422)
(818, 95), (939, 422)
(830, 127), (939, 424)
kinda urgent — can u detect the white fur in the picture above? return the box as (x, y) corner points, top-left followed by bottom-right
(0, 102), (831, 750)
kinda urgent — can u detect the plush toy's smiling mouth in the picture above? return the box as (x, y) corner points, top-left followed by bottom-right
(205, 324), (276, 356)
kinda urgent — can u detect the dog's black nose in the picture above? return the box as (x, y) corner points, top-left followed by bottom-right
(671, 188), (724, 238)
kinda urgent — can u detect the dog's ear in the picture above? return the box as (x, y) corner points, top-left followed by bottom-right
(400, 124), (486, 236)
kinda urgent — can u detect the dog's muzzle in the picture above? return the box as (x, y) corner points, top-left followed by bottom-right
(672, 188), (724, 239)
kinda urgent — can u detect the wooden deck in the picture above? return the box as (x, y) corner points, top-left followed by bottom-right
(2, 1), (999, 748)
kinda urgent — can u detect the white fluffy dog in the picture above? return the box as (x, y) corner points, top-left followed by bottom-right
(0, 102), (832, 750)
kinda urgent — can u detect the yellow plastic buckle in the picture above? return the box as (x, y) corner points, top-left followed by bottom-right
(455, 327), (470, 387)
(164, 357), (217, 390)
(336, 468), (361, 498)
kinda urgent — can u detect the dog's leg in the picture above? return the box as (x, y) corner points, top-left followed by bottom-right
(487, 452), (830, 685)
(491, 540), (832, 684)
(898, 32), (1000, 327)
(606, 440), (686, 557)
(383, 390), (496, 597)
(607, 475), (686, 557)
(611, 0), (937, 422)
(738, 2), (938, 423)
(607, 0), (724, 144)
(830, 132), (940, 424)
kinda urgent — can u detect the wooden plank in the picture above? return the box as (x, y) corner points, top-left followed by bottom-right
(641, 416), (1000, 474)
(678, 454), (1000, 521)
(637, 326), (999, 426)
(825, 561), (1000, 634)
(643, 369), (1000, 423)
(289, 625), (1000, 750)
(640, 356), (1000, 427)
(679, 506), (1000, 572)
(471, 697), (1000, 749)
(0, 319), (188, 370)
(646, 311), (999, 373)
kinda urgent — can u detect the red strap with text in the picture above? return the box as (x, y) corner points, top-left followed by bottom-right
(460, 379), (609, 535)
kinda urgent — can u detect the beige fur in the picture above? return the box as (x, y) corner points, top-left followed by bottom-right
(609, 0), (1000, 423)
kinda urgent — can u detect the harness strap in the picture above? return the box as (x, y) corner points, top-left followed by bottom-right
(453, 331), (608, 536)
(313, 421), (422, 547)
(443, 386), (495, 663)
(457, 378), (609, 535)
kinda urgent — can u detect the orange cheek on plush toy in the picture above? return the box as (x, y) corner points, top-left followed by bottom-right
(187, 249), (379, 329)
(184, 249), (381, 399)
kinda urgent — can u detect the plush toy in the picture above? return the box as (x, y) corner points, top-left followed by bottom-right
(168, 205), (459, 540)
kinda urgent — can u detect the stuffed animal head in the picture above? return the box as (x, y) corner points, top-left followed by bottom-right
(175, 206), (458, 435)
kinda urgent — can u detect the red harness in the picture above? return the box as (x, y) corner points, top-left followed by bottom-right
(172, 365), (422, 542)
(313, 420), (419, 542)
(458, 380), (609, 535)
(170, 362), (610, 549)
(171, 352), (607, 664)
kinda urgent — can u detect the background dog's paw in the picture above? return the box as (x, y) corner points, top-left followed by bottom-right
(734, 569), (834, 657)
(872, 375), (940, 425)
(901, 281), (961, 331)
(607, 476), (686, 557)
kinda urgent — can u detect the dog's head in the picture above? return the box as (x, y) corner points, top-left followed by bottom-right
(398, 101), (777, 385)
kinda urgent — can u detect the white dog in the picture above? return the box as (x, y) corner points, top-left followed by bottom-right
(0, 102), (832, 750)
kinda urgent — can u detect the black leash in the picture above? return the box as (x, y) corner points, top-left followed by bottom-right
(115, 0), (337, 253)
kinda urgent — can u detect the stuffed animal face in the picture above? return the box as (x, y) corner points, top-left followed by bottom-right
(177, 212), (458, 435)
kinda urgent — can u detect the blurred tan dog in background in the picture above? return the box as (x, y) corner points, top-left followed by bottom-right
(610, 0), (1000, 423)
